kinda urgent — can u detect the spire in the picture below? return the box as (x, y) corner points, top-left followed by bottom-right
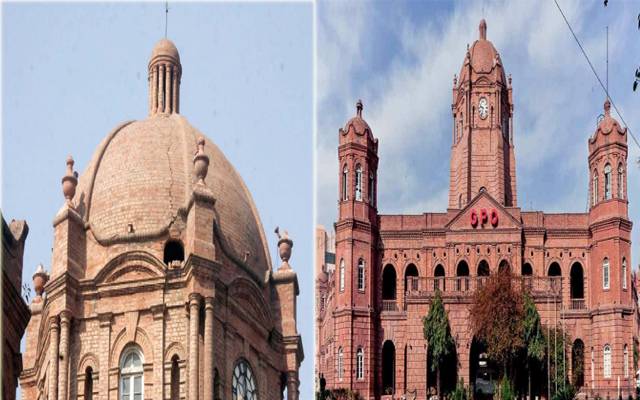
(479, 19), (487, 40)
(604, 98), (611, 116)
(149, 39), (182, 116)
(356, 99), (363, 118)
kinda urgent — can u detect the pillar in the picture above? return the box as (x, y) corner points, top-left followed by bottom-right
(165, 64), (172, 113)
(203, 297), (214, 400)
(287, 371), (299, 400)
(58, 311), (71, 400)
(48, 315), (60, 400)
(189, 293), (201, 400)
(159, 64), (165, 113)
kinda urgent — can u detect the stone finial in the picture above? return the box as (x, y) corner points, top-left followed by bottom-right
(479, 19), (487, 40)
(275, 226), (293, 268)
(356, 100), (363, 118)
(508, 74), (512, 87)
(32, 264), (49, 303)
(604, 98), (611, 116)
(453, 74), (457, 86)
(193, 137), (210, 184)
(61, 155), (78, 206)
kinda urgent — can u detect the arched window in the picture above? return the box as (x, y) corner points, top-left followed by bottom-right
(521, 263), (533, 276)
(337, 347), (344, 380)
(604, 164), (612, 200)
(618, 164), (624, 199)
(498, 260), (511, 274)
(170, 355), (179, 400)
(434, 264), (445, 292)
(356, 348), (364, 380)
(232, 359), (257, 400)
(382, 265), (397, 300)
(342, 165), (348, 201)
(369, 172), (375, 204)
(603, 258), (610, 290)
(456, 260), (470, 291)
(85, 367), (94, 400)
(572, 339), (585, 388)
(357, 259), (365, 291)
(339, 259), (345, 292)
(404, 264), (419, 293)
(623, 258), (627, 290)
(624, 344), (629, 378)
(119, 347), (143, 400)
(164, 240), (184, 265)
(355, 164), (363, 201)
(477, 260), (490, 277)
(592, 170), (598, 205)
(603, 344), (612, 378)
(570, 262), (584, 299)
(548, 262), (561, 292)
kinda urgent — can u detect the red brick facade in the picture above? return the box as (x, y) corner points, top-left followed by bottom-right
(19, 38), (303, 400)
(316, 20), (638, 400)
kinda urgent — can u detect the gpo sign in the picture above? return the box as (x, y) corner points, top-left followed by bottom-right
(470, 208), (499, 228)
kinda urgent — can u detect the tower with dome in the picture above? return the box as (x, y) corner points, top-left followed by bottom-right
(19, 38), (303, 400)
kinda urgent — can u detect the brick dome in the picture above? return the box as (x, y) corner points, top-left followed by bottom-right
(458, 19), (506, 84)
(150, 38), (180, 63)
(73, 113), (271, 273)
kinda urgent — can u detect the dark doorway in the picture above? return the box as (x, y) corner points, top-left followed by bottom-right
(382, 265), (397, 300)
(382, 340), (396, 395)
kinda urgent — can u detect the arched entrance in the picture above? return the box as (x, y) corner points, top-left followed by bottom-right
(382, 340), (396, 395)
(383, 264), (397, 300)
(434, 264), (445, 291)
(456, 260), (470, 291)
(548, 262), (561, 293)
(427, 342), (458, 396)
(477, 260), (490, 288)
(405, 264), (419, 293)
(572, 339), (585, 389)
(570, 263), (584, 309)
(470, 338), (495, 400)
(498, 260), (510, 274)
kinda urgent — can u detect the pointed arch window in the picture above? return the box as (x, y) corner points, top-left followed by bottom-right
(618, 164), (625, 199)
(357, 259), (365, 291)
(170, 355), (179, 400)
(356, 348), (364, 380)
(337, 347), (344, 380)
(355, 164), (363, 201)
(603, 344), (612, 378)
(119, 347), (143, 400)
(339, 259), (345, 292)
(85, 367), (94, 400)
(342, 165), (348, 201)
(623, 258), (627, 290)
(603, 258), (610, 290)
(232, 360), (257, 400)
(604, 164), (612, 200)
(592, 170), (598, 206)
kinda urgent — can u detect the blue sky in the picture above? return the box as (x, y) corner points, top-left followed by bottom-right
(316, 0), (640, 264)
(2, 2), (313, 397)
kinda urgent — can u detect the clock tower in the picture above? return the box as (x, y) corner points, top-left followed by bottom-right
(449, 19), (516, 208)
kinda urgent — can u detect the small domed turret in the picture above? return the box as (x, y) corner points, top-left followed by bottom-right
(148, 38), (182, 116)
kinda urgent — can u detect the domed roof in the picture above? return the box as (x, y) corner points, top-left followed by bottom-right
(73, 113), (271, 274)
(458, 20), (506, 84)
(341, 100), (373, 139)
(589, 99), (627, 150)
(150, 38), (180, 62)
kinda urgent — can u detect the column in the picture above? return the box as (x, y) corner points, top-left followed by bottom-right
(48, 315), (60, 400)
(172, 71), (178, 114)
(189, 293), (201, 400)
(287, 371), (299, 400)
(165, 64), (172, 113)
(203, 297), (215, 400)
(59, 311), (72, 400)
(159, 64), (166, 114)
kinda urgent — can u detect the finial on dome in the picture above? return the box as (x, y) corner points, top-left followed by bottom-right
(356, 100), (363, 118)
(61, 155), (78, 206)
(32, 264), (49, 303)
(453, 74), (458, 86)
(148, 39), (182, 116)
(193, 137), (210, 184)
(275, 226), (293, 269)
(479, 19), (487, 40)
(604, 98), (611, 116)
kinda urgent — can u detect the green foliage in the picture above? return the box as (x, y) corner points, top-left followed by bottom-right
(499, 377), (515, 400)
(522, 293), (545, 362)
(450, 379), (468, 400)
(551, 384), (576, 400)
(316, 388), (363, 400)
(545, 325), (571, 396)
(423, 290), (455, 372)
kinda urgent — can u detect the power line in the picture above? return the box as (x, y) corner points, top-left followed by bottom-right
(553, 0), (640, 150)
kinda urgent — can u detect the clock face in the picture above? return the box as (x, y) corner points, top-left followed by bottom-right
(479, 97), (489, 120)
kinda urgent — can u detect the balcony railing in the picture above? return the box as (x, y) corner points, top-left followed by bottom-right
(570, 298), (586, 310)
(405, 276), (563, 299)
(382, 300), (398, 312)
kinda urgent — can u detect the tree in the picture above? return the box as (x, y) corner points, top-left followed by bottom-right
(470, 270), (524, 378)
(522, 292), (546, 399)
(423, 289), (455, 397)
(545, 325), (570, 398)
